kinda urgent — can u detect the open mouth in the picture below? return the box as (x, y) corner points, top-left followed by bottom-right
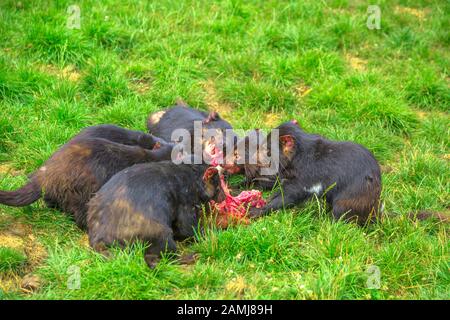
(203, 140), (242, 174)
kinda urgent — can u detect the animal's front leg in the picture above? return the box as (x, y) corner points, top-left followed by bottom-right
(172, 205), (199, 240)
(249, 187), (309, 219)
(147, 143), (174, 161)
(138, 132), (170, 150)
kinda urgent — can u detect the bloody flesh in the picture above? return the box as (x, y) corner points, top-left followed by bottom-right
(203, 142), (264, 227)
(210, 173), (266, 228)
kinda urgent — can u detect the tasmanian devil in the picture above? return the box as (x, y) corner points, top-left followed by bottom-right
(87, 159), (224, 268)
(247, 121), (382, 225)
(74, 124), (169, 149)
(147, 102), (238, 163)
(0, 125), (173, 230)
(147, 102), (234, 142)
(234, 129), (279, 189)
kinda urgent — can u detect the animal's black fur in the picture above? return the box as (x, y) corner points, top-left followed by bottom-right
(0, 125), (173, 229)
(235, 129), (279, 189)
(147, 103), (238, 157)
(249, 121), (382, 225)
(147, 104), (233, 141)
(75, 124), (168, 149)
(87, 160), (224, 268)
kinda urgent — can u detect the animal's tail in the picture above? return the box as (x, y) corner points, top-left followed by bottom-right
(407, 210), (449, 223)
(381, 201), (448, 223)
(0, 178), (41, 207)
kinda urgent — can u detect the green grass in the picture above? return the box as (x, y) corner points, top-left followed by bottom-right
(0, 0), (449, 300)
(0, 247), (27, 272)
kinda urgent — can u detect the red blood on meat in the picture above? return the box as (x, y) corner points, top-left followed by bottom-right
(210, 173), (266, 228)
(203, 142), (265, 228)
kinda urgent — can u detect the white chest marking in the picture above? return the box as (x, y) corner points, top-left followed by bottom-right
(304, 183), (323, 195)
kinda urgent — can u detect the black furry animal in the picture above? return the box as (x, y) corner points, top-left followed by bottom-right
(234, 129), (279, 189)
(248, 121), (382, 225)
(75, 124), (169, 149)
(147, 102), (238, 156)
(87, 160), (224, 268)
(0, 125), (173, 229)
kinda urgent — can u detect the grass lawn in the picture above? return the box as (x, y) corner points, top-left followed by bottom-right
(0, 0), (448, 300)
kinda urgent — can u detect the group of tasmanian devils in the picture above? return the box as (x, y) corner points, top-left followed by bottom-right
(1, 100), (387, 268)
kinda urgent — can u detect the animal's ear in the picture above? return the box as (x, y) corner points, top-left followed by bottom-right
(211, 111), (220, 120)
(175, 98), (188, 107)
(203, 111), (219, 124)
(280, 135), (295, 158)
(203, 167), (218, 181)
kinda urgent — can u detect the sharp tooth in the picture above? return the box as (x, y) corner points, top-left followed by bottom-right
(215, 165), (224, 175)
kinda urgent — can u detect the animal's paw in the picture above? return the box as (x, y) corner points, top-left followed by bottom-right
(144, 254), (160, 269)
(92, 242), (112, 259)
(154, 143), (174, 159)
(248, 207), (264, 219)
(178, 253), (199, 265)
